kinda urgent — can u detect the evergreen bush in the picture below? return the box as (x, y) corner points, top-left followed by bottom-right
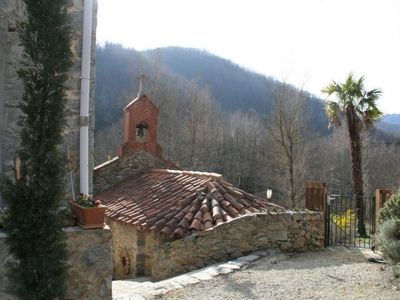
(379, 192), (400, 277)
(0, 0), (72, 298)
(380, 219), (400, 263)
(380, 193), (400, 224)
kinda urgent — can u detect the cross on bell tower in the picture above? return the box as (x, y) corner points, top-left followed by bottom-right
(137, 73), (146, 97)
(118, 74), (163, 158)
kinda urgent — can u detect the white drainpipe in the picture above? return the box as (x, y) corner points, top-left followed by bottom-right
(79, 0), (93, 195)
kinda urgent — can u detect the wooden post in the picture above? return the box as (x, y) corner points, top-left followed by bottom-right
(375, 189), (394, 225)
(305, 181), (328, 247)
(14, 156), (21, 180)
(305, 181), (327, 213)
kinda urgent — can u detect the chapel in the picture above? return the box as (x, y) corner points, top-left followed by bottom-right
(94, 78), (282, 279)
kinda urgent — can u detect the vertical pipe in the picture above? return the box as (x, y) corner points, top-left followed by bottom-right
(369, 196), (372, 248)
(353, 195), (356, 247)
(0, 31), (5, 198)
(339, 195), (342, 246)
(334, 197), (337, 245)
(343, 196), (346, 245)
(351, 195), (354, 247)
(372, 196), (376, 248)
(327, 197), (331, 247)
(345, 197), (352, 246)
(79, 0), (93, 195)
(358, 197), (360, 246)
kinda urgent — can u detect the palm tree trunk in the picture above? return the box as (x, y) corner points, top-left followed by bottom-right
(346, 108), (366, 237)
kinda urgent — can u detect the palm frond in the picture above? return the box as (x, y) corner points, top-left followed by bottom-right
(322, 82), (339, 97)
(363, 106), (383, 128)
(323, 73), (382, 130)
(325, 101), (342, 128)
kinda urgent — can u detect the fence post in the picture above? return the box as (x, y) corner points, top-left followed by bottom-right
(375, 189), (394, 225)
(305, 181), (327, 213)
(305, 181), (328, 246)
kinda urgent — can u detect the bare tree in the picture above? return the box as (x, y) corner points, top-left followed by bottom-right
(363, 132), (400, 194)
(268, 83), (308, 208)
(183, 81), (215, 168)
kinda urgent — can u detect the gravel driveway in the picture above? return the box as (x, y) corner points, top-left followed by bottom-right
(162, 247), (400, 300)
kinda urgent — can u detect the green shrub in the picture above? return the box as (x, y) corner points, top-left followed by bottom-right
(0, 0), (72, 298)
(380, 219), (400, 264)
(380, 193), (400, 223)
(393, 263), (400, 278)
(379, 192), (400, 277)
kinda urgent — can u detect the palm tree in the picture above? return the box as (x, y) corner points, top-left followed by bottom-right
(322, 74), (382, 236)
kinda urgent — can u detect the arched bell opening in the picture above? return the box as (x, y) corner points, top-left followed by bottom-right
(135, 121), (149, 142)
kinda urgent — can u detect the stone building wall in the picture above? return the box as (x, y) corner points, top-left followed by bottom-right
(152, 211), (325, 280)
(94, 150), (176, 193)
(0, 0), (97, 203)
(0, 232), (13, 300)
(108, 219), (138, 279)
(0, 227), (113, 300)
(108, 219), (159, 280)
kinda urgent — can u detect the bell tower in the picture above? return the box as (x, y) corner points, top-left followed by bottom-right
(118, 74), (162, 158)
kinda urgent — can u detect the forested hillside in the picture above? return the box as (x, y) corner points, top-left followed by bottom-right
(96, 44), (328, 132)
(143, 47), (277, 113)
(377, 114), (400, 137)
(94, 43), (400, 207)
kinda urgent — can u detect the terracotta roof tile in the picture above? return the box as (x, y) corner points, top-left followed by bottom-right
(190, 218), (203, 231)
(96, 169), (284, 240)
(212, 205), (222, 220)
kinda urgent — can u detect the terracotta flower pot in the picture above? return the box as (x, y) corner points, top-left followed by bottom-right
(69, 201), (106, 229)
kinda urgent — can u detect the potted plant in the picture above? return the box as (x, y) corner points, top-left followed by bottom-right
(70, 194), (105, 229)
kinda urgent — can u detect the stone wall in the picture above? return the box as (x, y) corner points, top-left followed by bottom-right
(0, 227), (113, 300)
(0, 232), (13, 300)
(0, 0), (97, 202)
(152, 211), (324, 280)
(94, 150), (175, 193)
(108, 219), (158, 279)
(108, 220), (138, 279)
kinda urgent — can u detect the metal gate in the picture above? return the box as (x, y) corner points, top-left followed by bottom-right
(326, 194), (376, 248)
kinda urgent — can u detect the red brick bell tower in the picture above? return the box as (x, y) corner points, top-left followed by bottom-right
(118, 74), (162, 158)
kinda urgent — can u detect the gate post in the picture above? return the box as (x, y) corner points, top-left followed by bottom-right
(305, 181), (327, 213)
(305, 181), (328, 246)
(375, 189), (394, 225)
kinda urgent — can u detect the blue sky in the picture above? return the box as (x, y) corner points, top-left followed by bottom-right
(97, 0), (400, 114)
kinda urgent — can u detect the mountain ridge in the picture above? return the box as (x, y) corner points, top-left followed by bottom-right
(95, 44), (397, 137)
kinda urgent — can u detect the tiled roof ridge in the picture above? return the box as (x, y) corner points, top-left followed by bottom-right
(98, 169), (285, 241)
(155, 177), (282, 239)
(152, 169), (222, 179)
(94, 156), (119, 170)
(93, 152), (180, 173)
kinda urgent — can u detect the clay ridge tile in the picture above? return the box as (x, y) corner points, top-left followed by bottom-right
(96, 169), (284, 241)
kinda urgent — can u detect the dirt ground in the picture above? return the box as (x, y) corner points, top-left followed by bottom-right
(162, 247), (400, 300)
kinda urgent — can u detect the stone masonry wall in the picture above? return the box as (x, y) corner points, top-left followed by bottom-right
(0, 232), (13, 300)
(0, 227), (112, 300)
(108, 219), (138, 279)
(0, 0), (97, 202)
(108, 219), (159, 280)
(152, 211), (324, 280)
(94, 150), (175, 194)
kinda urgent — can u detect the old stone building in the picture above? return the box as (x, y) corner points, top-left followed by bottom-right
(94, 91), (325, 280)
(0, 0), (97, 203)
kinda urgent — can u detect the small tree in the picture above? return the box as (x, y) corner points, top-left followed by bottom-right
(269, 82), (308, 208)
(323, 74), (382, 236)
(0, 0), (72, 298)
